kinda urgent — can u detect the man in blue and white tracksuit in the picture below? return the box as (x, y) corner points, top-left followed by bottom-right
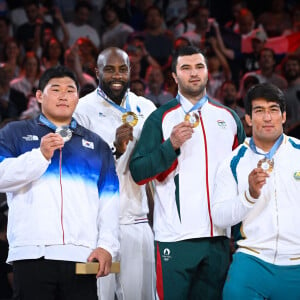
(0, 66), (120, 299)
(212, 83), (300, 300)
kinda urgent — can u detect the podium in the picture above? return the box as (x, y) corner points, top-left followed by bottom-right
(75, 262), (120, 274)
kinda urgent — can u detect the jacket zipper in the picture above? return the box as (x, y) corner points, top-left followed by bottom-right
(199, 111), (213, 237)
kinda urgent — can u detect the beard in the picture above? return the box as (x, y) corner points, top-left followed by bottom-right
(100, 80), (130, 105)
(284, 71), (299, 82)
(181, 83), (207, 98)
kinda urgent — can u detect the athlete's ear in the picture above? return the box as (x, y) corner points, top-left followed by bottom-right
(282, 111), (286, 125)
(36, 90), (43, 104)
(95, 68), (100, 80)
(172, 72), (178, 84)
(245, 114), (252, 126)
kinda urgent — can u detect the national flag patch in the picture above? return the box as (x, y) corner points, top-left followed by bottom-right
(217, 120), (227, 128)
(82, 139), (94, 149)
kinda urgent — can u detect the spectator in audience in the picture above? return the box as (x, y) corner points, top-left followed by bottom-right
(129, 0), (154, 31)
(162, 0), (187, 30)
(9, 51), (41, 99)
(224, 0), (247, 32)
(75, 37), (98, 78)
(239, 74), (260, 106)
(206, 36), (231, 99)
(240, 48), (288, 97)
(142, 5), (174, 70)
(234, 7), (256, 36)
(124, 33), (160, 79)
(0, 15), (11, 61)
(130, 79), (146, 97)
(257, 0), (292, 37)
(241, 28), (267, 74)
(41, 37), (64, 70)
(0, 0), (8, 17)
(42, 5), (70, 50)
(219, 80), (245, 119)
(218, 8), (262, 62)
(1, 37), (22, 80)
(173, 0), (202, 38)
(0, 63), (28, 121)
(144, 65), (173, 107)
(129, 58), (143, 82)
(281, 54), (300, 130)
(53, 0), (76, 22)
(109, 0), (131, 25)
(100, 2), (134, 50)
(64, 45), (97, 89)
(7, 1), (27, 31)
(15, 0), (53, 53)
(181, 6), (217, 55)
(282, 4), (300, 37)
(61, 0), (100, 49)
(173, 36), (192, 50)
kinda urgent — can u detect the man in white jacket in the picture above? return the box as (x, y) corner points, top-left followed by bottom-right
(212, 83), (300, 300)
(74, 47), (157, 300)
(0, 66), (119, 299)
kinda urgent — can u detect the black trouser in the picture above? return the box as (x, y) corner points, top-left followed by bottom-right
(12, 258), (97, 300)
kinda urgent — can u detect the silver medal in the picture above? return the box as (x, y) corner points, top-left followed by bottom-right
(55, 126), (72, 142)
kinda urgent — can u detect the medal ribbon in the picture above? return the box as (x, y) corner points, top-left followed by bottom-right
(176, 93), (208, 114)
(249, 134), (283, 159)
(97, 87), (132, 113)
(39, 114), (77, 131)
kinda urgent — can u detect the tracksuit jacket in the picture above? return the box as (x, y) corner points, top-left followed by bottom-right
(0, 116), (119, 263)
(129, 95), (245, 242)
(212, 135), (300, 265)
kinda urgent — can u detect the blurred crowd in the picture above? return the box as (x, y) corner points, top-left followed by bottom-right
(0, 0), (299, 135)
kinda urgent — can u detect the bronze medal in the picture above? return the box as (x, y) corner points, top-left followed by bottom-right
(122, 112), (138, 127)
(184, 112), (199, 128)
(257, 158), (274, 173)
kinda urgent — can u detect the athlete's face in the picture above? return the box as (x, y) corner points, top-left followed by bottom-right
(245, 99), (286, 150)
(97, 50), (130, 105)
(172, 53), (208, 102)
(36, 77), (78, 126)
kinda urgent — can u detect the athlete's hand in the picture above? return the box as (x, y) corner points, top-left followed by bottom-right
(114, 123), (133, 156)
(40, 133), (64, 160)
(170, 121), (193, 150)
(88, 247), (112, 278)
(248, 168), (269, 199)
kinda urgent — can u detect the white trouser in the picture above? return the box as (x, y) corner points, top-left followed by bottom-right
(97, 222), (156, 300)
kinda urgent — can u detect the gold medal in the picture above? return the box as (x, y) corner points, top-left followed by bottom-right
(122, 112), (138, 127)
(257, 158), (274, 173)
(55, 126), (72, 142)
(184, 112), (199, 128)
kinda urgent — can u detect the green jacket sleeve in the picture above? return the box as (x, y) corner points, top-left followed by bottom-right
(129, 109), (179, 184)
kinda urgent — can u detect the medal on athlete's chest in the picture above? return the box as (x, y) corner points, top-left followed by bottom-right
(184, 112), (199, 128)
(122, 111), (138, 127)
(177, 94), (207, 129)
(257, 157), (274, 173)
(55, 126), (72, 142)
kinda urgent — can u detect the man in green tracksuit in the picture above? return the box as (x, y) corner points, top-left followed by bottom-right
(129, 46), (245, 300)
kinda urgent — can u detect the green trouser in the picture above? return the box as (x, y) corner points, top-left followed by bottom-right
(223, 252), (300, 300)
(155, 236), (230, 300)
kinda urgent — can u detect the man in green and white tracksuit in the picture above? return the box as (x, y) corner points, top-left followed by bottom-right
(130, 46), (245, 300)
